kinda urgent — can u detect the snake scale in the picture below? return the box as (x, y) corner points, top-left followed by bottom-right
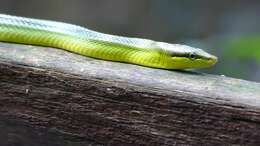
(0, 14), (217, 69)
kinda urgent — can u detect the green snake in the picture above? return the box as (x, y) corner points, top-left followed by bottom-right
(0, 14), (217, 69)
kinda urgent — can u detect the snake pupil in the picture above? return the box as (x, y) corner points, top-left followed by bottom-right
(189, 53), (196, 59)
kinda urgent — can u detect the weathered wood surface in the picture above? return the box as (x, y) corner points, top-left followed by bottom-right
(0, 42), (260, 146)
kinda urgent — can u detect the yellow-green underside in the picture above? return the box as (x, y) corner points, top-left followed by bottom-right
(0, 24), (174, 69)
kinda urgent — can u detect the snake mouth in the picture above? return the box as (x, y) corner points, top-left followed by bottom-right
(169, 56), (218, 69)
(206, 55), (218, 66)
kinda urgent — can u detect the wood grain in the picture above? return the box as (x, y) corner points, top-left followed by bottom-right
(0, 42), (260, 146)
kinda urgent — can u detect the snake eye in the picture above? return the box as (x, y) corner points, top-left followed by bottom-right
(189, 53), (196, 59)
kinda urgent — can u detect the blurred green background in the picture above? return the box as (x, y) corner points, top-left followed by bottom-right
(1, 0), (260, 82)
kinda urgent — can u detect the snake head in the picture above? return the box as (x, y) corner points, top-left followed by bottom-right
(156, 42), (218, 69)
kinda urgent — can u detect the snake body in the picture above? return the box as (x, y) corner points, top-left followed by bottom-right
(0, 14), (217, 69)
